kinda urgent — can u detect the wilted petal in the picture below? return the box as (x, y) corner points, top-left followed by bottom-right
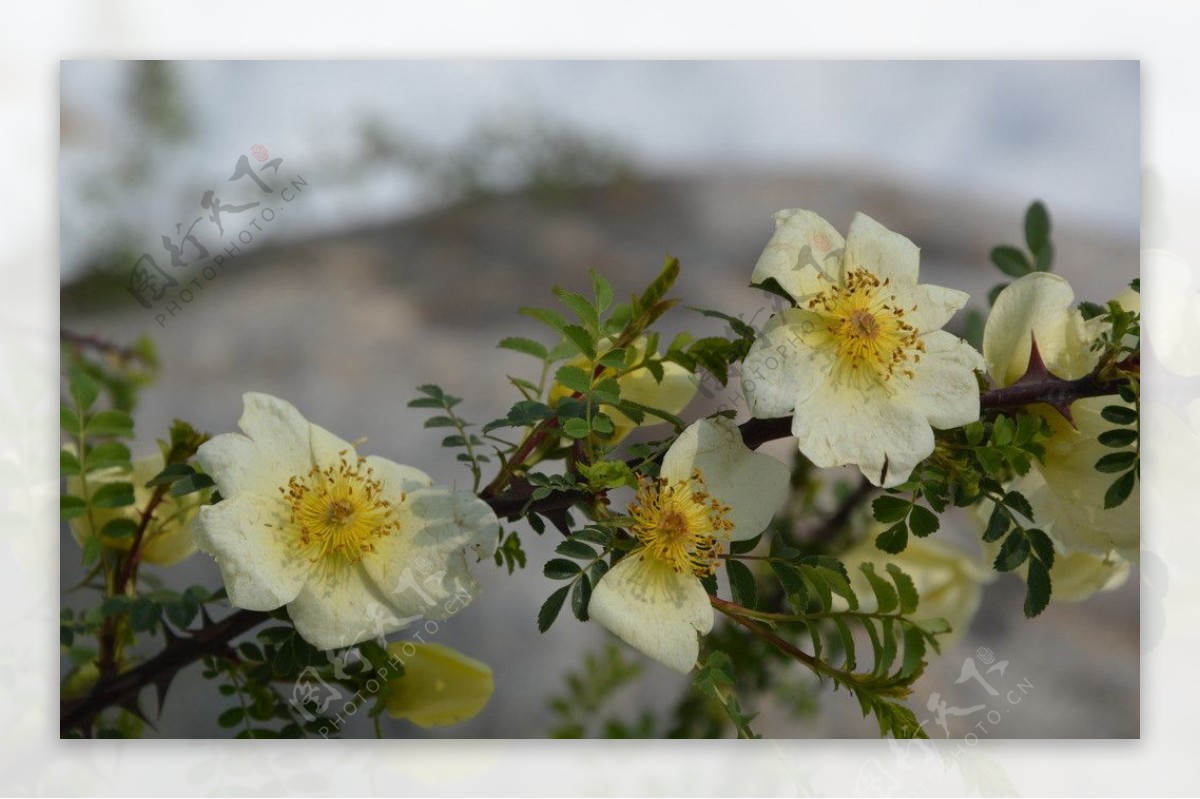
(750, 208), (845, 301)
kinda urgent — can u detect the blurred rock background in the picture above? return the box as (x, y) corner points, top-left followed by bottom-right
(60, 61), (1139, 738)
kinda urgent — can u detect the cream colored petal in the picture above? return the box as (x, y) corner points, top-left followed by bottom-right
(742, 308), (834, 419)
(983, 273), (1097, 385)
(287, 561), (412, 650)
(589, 552), (713, 673)
(902, 284), (969, 333)
(364, 455), (434, 495)
(1048, 551), (1131, 602)
(901, 330), (984, 429)
(793, 381), (935, 488)
(308, 420), (357, 467)
(750, 209), (845, 301)
(609, 360), (699, 429)
(192, 495), (309, 611)
(842, 212), (920, 287)
(661, 417), (790, 541)
(361, 487), (499, 620)
(385, 642), (495, 728)
(197, 392), (313, 498)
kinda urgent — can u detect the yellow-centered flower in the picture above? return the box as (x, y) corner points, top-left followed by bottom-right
(743, 210), (983, 487)
(194, 393), (499, 650)
(589, 417), (789, 673)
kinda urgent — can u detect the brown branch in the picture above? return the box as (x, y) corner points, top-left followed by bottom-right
(60, 329), (142, 363)
(62, 609), (269, 736)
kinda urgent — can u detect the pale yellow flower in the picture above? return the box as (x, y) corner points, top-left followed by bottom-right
(742, 210), (983, 488)
(980, 272), (1139, 602)
(384, 642), (494, 728)
(589, 417), (789, 673)
(194, 393), (499, 650)
(68, 452), (202, 566)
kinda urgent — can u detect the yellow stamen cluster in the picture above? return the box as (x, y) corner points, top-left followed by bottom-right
(628, 468), (734, 577)
(806, 267), (925, 387)
(281, 451), (398, 564)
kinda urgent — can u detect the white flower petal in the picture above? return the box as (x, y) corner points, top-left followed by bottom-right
(1047, 550), (1131, 602)
(365, 455), (434, 494)
(287, 562), (410, 650)
(903, 284), (969, 333)
(362, 487), (499, 620)
(793, 381), (935, 487)
(193, 495), (309, 610)
(197, 393), (313, 497)
(589, 552), (713, 673)
(983, 272), (1097, 385)
(902, 330), (984, 429)
(742, 309), (833, 419)
(661, 417), (789, 541)
(308, 420), (357, 466)
(750, 209), (845, 301)
(842, 212), (920, 286)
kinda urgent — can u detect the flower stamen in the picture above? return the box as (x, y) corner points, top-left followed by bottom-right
(282, 453), (398, 564)
(627, 468), (734, 577)
(806, 267), (926, 387)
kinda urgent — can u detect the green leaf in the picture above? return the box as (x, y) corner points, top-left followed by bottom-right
(1001, 491), (1034, 522)
(555, 288), (600, 333)
(560, 324), (596, 360)
(908, 505), (939, 538)
(1026, 528), (1056, 569)
(886, 564), (920, 615)
(994, 530), (1031, 572)
(61, 406), (82, 435)
(983, 503), (1010, 543)
(874, 523), (908, 554)
(871, 495), (911, 523)
(729, 533), (762, 556)
(129, 598), (161, 633)
(1098, 428), (1138, 448)
(423, 416), (458, 429)
(860, 563), (898, 613)
(726, 559), (758, 609)
(1095, 450), (1137, 473)
(1034, 242), (1055, 272)
(145, 462), (194, 487)
(1104, 470), (1137, 509)
(218, 707), (246, 729)
(555, 365), (592, 394)
(169, 472), (215, 497)
(91, 482), (135, 508)
(589, 414), (615, 436)
(60, 494), (87, 520)
(570, 575), (593, 622)
(498, 336), (549, 361)
(561, 417), (591, 439)
(100, 518), (138, 540)
(991, 415), (1015, 446)
(68, 367), (101, 413)
(616, 400), (684, 432)
(1100, 405), (1138, 425)
(990, 245), (1032, 278)
(1024, 201), (1051, 254)
(1078, 301), (1106, 320)
(85, 410), (134, 438)
(85, 441), (131, 472)
(1024, 558), (1052, 618)
(60, 449), (81, 476)
(597, 348), (627, 369)
(590, 268), (613, 312)
(555, 539), (598, 561)
(519, 307), (569, 334)
(591, 377), (621, 406)
(537, 585), (571, 632)
(544, 558), (583, 580)
(900, 624), (927, 679)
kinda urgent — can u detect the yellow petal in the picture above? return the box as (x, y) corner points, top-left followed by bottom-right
(384, 642), (494, 728)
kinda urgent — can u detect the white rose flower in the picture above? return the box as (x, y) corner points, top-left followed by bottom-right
(589, 417), (789, 673)
(742, 210), (983, 488)
(194, 392), (499, 650)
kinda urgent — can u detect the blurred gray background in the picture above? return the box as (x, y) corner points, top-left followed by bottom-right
(60, 61), (1139, 738)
